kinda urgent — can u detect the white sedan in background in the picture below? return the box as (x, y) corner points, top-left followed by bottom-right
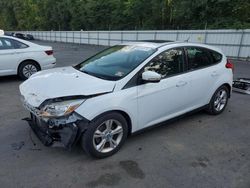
(0, 33), (56, 79)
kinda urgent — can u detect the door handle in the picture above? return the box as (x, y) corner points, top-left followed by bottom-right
(211, 71), (219, 77)
(176, 81), (187, 87)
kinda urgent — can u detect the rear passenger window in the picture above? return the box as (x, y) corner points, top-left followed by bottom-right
(210, 50), (222, 63)
(186, 47), (215, 70)
(12, 40), (28, 49)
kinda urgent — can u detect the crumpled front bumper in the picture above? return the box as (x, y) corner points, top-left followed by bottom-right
(24, 113), (89, 149)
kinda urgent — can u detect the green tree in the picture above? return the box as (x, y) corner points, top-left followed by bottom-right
(0, 0), (249, 30)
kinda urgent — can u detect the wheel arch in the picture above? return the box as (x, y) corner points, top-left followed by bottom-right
(221, 83), (231, 98)
(91, 110), (132, 137)
(17, 59), (41, 73)
(208, 82), (232, 103)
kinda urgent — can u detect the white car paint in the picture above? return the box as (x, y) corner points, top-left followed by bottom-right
(142, 70), (161, 82)
(0, 36), (56, 77)
(20, 66), (115, 107)
(20, 42), (233, 133)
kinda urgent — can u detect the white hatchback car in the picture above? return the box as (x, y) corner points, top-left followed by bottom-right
(0, 35), (56, 79)
(20, 42), (233, 158)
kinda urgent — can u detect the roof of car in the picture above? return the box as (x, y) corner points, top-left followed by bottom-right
(122, 41), (223, 53)
(0, 35), (26, 42)
(0, 35), (39, 47)
(122, 41), (183, 48)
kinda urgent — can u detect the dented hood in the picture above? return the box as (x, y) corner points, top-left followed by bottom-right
(19, 66), (115, 107)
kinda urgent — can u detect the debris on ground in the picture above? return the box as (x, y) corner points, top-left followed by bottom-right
(233, 78), (250, 95)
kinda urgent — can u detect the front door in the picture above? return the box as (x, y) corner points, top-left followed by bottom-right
(137, 48), (190, 129)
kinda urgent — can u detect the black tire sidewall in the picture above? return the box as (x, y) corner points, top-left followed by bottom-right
(18, 61), (39, 80)
(81, 112), (128, 158)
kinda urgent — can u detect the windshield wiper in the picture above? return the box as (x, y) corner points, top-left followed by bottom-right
(77, 68), (118, 81)
(81, 70), (92, 75)
(81, 69), (109, 80)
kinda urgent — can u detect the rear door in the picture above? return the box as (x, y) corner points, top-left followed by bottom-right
(183, 46), (222, 108)
(0, 37), (28, 75)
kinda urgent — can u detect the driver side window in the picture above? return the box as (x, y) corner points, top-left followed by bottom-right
(144, 48), (184, 78)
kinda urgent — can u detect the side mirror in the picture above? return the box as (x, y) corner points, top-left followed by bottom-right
(142, 71), (161, 83)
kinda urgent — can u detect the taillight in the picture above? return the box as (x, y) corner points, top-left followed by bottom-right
(45, 50), (53, 55)
(226, 59), (234, 70)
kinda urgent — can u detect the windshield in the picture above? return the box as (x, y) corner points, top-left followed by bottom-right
(74, 45), (156, 81)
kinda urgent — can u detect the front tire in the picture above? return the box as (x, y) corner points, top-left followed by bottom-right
(81, 112), (128, 158)
(18, 61), (40, 80)
(206, 85), (229, 115)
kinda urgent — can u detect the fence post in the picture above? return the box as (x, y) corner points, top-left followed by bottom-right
(154, 31), (157, 40)
(176, 31), (179, 41)
(97, 31), (99, 45)
(88, 31), (90, 44)
(80, 31), (82, 45)
(108, 31), (111, 46)
(237, 30), (244, 59)
(73, 31), (75, 43)
(136, 31), (139, 41)
(66, 31), (68, 43)
(204, 30), (208, 44)
(121, 31), (123, 43)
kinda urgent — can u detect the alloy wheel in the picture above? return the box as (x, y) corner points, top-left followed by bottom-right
(93, 119), (123, 153)
(22, 64), (38, 78)
(214, 89), (228, 112)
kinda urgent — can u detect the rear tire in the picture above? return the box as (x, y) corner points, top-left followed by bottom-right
(81, 112), (128, 159)
(206, 85), (229, 115)
(18, 61), (40, 80)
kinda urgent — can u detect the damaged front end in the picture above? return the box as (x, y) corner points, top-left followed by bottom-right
(24, 112), (89, 149)
(22, 97), (89, 149)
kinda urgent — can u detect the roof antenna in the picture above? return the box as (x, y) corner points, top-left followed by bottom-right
(185, 36), (190, 42)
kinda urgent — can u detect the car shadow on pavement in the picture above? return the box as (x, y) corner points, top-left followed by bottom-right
(130, 110), (207, 139)
(18, 110), (207, 160)
(0, 75), (21, 83)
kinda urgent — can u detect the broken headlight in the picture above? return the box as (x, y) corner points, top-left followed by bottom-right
(40, 99), (85, 118)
